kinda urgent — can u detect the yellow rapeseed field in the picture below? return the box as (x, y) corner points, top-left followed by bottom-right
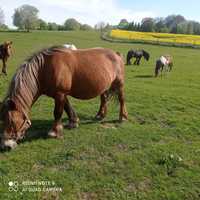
(110, 29), (200, 45)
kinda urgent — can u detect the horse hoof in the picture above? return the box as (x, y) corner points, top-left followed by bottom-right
(65, 122), (79, 129)
(95, 114), (105, 121)
(48, 131), (57, 138)
(48, 124), (64, 138)
(48, 130), (63, 139)
(119, 116), (128, 123)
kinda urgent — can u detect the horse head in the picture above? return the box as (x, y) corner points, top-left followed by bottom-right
(142, 50), (150, 61)
(4, 41), (13, 57)
(0, 99), (31, 151)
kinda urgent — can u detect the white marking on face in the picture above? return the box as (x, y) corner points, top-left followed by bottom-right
(4, 139), (17, 149)
(48, 131), (57, 138)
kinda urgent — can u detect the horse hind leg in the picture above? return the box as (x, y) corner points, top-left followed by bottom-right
(110, 80), (128, 122)
(48, 94), (65, 138)
(64, 96), (79, 129)
(118, 84), (128, 122)
(95, 92), (108, 120)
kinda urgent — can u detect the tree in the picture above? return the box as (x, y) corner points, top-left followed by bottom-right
(94, 21), (106, 32)
(118, 19), (129, 30)
(141, 18), (155, 32)
(0, 24), (8, 30)
(38, 19), (48, 30)
(64, 18), (81, 31)
(192, 21), (200, 35)
(13, 5), (39, 32)
(0, 7), (5, 26)
(154, 19), (167, 33)
(187, 21), (194, 35)
(165, 15), (185, 33)
(48, 22), (58, 31)
(80, 24), (93, 31)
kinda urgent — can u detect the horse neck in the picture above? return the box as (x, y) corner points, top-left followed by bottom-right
(8, 58), (43, 116)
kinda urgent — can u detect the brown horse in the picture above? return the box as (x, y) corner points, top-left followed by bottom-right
(0, 41), (13, 75)
(0, 46), (128, 150)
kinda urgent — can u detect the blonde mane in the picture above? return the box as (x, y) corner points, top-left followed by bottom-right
(6, 46), (67, 115)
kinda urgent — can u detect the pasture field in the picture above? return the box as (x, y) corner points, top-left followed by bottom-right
(111, 29), (200, 47)
(0, 31), (200, 200)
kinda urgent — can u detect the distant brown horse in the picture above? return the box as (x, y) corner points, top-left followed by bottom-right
(0, 41), (13, 75)
(0, 46), (128, 150)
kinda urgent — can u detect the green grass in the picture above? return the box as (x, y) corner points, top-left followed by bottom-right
(0, 30), (200, 200)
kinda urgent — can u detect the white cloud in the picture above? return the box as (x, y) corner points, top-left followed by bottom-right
(1, 0), (156, 27)
(40, 0), (156, 25)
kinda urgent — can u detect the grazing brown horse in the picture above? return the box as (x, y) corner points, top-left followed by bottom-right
(0, 46), (128, 150)
(0, 41), (13, 75)
(155, 55), (173, 77)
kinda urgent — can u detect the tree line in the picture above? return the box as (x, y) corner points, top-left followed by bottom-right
(1, 4), (200, 35)
(0, 5), (102, 32)
(118, 15), (200, 35)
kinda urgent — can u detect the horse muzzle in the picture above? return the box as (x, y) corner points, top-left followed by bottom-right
(0, 137), (18, 151)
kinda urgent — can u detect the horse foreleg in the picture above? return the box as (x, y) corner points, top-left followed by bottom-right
(134, 59), (137, 65)
(2, 59), (7, 75)
(48, 94), (65, 138)
(118, 85), (128, 122)
(161, 66), (164, 78)
(137, 57), (141, 65)
(64, 96), (79, 129)
(95, 92), (108, 120)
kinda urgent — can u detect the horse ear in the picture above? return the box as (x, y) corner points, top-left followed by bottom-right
(6, 99), (16, 110)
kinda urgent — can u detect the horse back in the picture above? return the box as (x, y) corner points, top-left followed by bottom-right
(43, 48), (124, 99)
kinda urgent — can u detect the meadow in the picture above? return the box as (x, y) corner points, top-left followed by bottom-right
(0, 30), (200, 200)
(111, 29), (200, 47)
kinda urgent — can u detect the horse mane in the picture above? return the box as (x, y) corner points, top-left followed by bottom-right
(6, 46), (67, 115)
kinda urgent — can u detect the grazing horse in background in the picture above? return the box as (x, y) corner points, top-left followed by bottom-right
(126, 49), (150, 65)
(63, 44), (77, 50)
(0, 46), (128, 150)
(0, 41), (13, 75)
(155, 55), (173, 77)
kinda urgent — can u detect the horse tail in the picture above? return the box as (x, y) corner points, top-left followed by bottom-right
(126, 50), (134, 65)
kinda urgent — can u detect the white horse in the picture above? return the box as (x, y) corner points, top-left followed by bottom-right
(155, 55), (173, 77)
(63, 44), (77, 50)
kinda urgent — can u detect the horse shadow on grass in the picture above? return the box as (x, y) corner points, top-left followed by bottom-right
(0, 115), (122, 152)
(134, 75), (154, 78)
(22, 114), (120, 143)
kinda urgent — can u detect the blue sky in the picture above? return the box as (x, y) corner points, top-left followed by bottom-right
(1, 0), (200, 28)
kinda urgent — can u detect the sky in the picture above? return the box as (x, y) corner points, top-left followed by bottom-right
(1, 0), (200, 28)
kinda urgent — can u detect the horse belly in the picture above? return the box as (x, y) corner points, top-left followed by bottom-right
(70, 71), (114, 99)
